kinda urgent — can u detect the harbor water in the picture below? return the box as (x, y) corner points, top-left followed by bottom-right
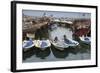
(23, 24), (91, 63)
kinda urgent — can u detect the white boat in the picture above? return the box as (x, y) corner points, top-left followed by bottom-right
(63, 38), (79, 47)
(22, 40), (34, 51)
(50, 40), (69, 51)
(34, 40), (51, 50)
(50, 40), (68, 58)
(34, 40), (51, 59)
(79, 36), (91, 44)
(51, 38), (79, 49)
(51, 40), (69, 48)
(22, 40), (35, 60)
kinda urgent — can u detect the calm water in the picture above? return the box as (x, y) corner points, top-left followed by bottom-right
(23, 50), (90, 62)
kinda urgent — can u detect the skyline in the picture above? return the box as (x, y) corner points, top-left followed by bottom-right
(23, 10), (91, 19)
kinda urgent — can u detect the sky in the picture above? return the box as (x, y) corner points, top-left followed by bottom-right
(22, 10), (91, 19)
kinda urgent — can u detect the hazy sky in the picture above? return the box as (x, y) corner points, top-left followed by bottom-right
(23, 10), (91, 19)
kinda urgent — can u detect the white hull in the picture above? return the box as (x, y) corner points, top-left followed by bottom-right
(79, 36), (91, 44)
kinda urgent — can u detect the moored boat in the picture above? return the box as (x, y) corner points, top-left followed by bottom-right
(79, 36), (91, 44)
(34, 40), (51, 59)
(63, 38), (79, 47)
(50, 36), (79, 58)
(22, 39), (35, 60)
(51, 40), (69, 50)
(50, 40), (69, 58)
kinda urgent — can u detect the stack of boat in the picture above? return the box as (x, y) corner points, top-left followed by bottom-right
(22, 38), (79, 59)
(22, 39), (51, 60)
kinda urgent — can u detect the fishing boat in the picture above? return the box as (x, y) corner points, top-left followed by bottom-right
(22, 40), (35, 60)
(50, 40), (69, 58)
(63, 38), (79, 47)
(51, 38), (79, 48)
(34, 40), (51, 59)
(51, 40), (69, 50)
(79, 36), (91, 44)
(50, 37), (79, 58)
(63, 37), (80, 54)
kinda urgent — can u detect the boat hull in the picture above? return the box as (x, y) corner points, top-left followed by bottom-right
(51, 44), (68, 58)
(79, 37), (91, 44)
(23, 46), (36, 60)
